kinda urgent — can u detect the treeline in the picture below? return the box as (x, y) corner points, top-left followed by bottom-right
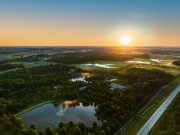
(51, 54), (134, 64)
(156, 93), (180, 135)
(172, 60), (180, 66)
(14, 55), (40, 62)
(50, 53), (149, 64)
(0, 60), (12, 65)
(0, 98), (23, 115)
(0, 114), (106, 135)
(0, 64), (24, 71)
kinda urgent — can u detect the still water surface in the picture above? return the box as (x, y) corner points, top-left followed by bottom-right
(18, 103), (101, 131)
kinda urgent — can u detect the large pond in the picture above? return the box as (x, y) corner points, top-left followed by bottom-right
(18, 102), (101, 131)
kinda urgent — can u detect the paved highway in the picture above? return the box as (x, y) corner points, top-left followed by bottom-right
(136, 85), (180, 135)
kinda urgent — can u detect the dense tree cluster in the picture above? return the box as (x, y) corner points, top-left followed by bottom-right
(0, 64), (84, 116)
(14, 55), (40, 62)
(0, 63), (24, 71)
(0, 98), (23, 115)
(0, 60), (12, 65)
(50, 54), (134, 64)
(156, 94), (180, 135)
(79, 68), (174, 133)
(172, 61), (180, 66)
(50, 51), (149, 64)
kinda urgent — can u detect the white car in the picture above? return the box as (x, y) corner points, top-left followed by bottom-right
(164, 105), (167, 107)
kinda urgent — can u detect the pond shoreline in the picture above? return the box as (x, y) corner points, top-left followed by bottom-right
(15, 100), (55, 116)
(17, 102), (101, 131)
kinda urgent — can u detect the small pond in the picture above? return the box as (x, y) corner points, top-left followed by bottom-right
(127, 61), (150, 64)
(18, 102), (101, 131)
(71, 77), (86, 82)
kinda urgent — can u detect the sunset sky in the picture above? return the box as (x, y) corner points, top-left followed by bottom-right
(0, 0), (180, 46)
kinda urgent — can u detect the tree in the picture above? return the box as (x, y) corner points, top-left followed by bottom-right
(59, 121), (64, 129)
(92, 121), (97, 130)
(45, 126), (53, 135)
(61, 127), (67, 135)
(1, 113), (7, 121)
(115, 120), (120, 129)
(32, 130), (39, 135)
(54, 133), (59, 135)
(100, 130), (106, 135)
(30, 123), (36, 130)
(110, 124), (115, 133)
(5, 121), (12, 130)
(105, 127), (111, 135)
(78, 121), (86, 131)
(69, 120), (73, 128)
(74, 127), (81, 135)
(16, 118), (22, 127)
(102, 120), (108, 130)
(21, 129), (27, 135)
(124, 114), (128, 122)
(9, 114), (17, 123)
(20, 124), (26, 130)
(119, 115), (124, 124)
(13, 128), (19, 134)
(88, 126), (93, 133)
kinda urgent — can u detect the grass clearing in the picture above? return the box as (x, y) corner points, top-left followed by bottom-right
(142, 99), (165, 117)
(121, 118), (147, 135)
(132, 63), (180, 76)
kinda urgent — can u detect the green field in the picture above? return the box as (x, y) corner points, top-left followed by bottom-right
(120, 118), (147, 135)
(71, 60), (130, 70)
(71, 58), (180, 76)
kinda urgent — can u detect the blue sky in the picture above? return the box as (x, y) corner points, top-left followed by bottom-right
(0, 0), (180, 46)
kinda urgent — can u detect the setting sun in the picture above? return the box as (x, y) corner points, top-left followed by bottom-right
(119, 36), (132, 46)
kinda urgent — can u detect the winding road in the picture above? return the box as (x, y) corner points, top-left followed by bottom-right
(136, 85), (180, 135)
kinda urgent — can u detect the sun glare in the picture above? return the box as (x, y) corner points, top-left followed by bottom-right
(119, 36), (132, 46)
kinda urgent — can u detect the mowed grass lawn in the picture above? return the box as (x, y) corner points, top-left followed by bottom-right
(120, 118), (147, 135)
(132, 63), (180, 76)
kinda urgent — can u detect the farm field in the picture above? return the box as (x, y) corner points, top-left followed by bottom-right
(71, 57), (180, 75)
